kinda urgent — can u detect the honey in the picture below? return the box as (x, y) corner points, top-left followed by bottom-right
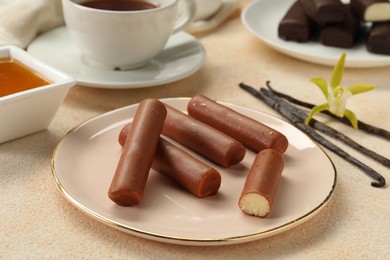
(0, 58), (51, 97)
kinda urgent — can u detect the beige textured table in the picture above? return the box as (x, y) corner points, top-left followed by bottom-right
(1, 1), (389, 258)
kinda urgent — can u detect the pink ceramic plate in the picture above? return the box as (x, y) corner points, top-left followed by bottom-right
(51, 98), (336, 246)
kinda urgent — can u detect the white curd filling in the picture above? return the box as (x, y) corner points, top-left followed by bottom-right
(365, 3), (390, 21)
(239, 193), (270, 217)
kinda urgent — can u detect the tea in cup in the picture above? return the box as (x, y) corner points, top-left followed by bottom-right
(62, 0), (195, 70)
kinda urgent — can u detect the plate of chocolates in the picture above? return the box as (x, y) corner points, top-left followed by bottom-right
(51, 97), (336, 246)
(241, 0), (390, 68)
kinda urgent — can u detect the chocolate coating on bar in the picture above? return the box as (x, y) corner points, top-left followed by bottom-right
(152, 138), (222, 198)
(367, 22), (390, 55)
(162, 104), (246, 168)
(238, 149), (284, 218)
(108, 99), (167, 206)
(298, 0), (347, 23)
(320, 6), (360, 48)
(278, 1), (312, 42)
(187, 95), (289, 154)
(351, 0), (390, 22)
(118, 125), (222, 198)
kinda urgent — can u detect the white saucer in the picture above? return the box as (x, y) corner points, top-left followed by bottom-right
(27, 27), (206, 88)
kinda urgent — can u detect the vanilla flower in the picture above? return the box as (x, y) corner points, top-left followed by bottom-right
(305, 53), (375, 129)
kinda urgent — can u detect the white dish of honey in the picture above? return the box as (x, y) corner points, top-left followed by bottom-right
(27, 27), (206, 89)
(0, 45), (75, 144)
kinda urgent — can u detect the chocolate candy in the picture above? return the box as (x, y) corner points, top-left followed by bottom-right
(152, 138), (222, 198)
(367, 22), (390, 55)
(278, 1), (312, 42)
(119, 125), (222, 198)
(238, 149), (284, 218)
(298, 0), (347, 23)
(320, 6), (360, 48)
(108, 99), (167, 206)
(162, 104), (246, 168)
(351, 0), (390, 22)
(187, 95), (289, 154)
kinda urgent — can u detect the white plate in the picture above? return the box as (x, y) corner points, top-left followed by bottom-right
(241, 0), (390, 68)
(51, 98), (336, 246)
(27, 27), (206, 88)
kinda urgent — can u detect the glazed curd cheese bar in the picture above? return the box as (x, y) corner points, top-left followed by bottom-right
(238, 149), (284, 218)
(367, 22), (390, 54)
(351, 0), (390, 22)
(108, 99), (166, 206)
(278, 1), (312, 43)
(187, 95), (289, 154)
(118, 125), (222, 198)
(152, 138), (222, 198)
(162, 104), (246, 168)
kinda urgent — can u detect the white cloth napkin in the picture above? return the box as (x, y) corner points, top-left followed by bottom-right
(0, 0), (64, 48)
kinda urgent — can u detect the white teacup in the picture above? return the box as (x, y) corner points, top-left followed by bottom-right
(62, 0), (195, 70)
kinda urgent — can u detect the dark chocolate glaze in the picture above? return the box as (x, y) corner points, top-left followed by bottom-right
(278, 1), (312, 42)
(298, 0), (347, 23)
(367, 22), (390, 54)
(320, 5), (360, 48)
